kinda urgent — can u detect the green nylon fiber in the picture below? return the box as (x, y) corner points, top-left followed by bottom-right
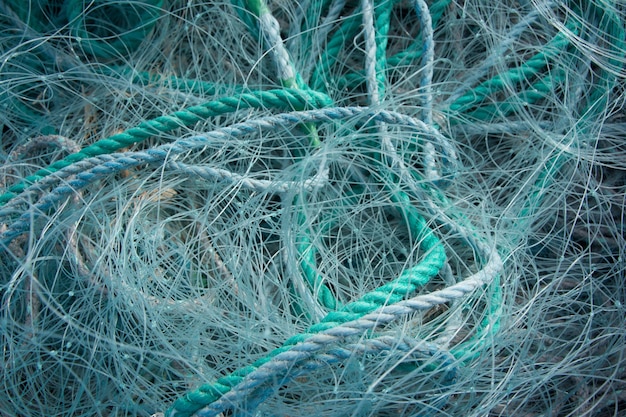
(4, 0), (622, 415)
(105, 68), (246, 96)
(311, 13), (363, 92)
(0, 88), (332, 206)
(168, 197), (447, 416)
(243, 0), (271, 19)
(449, 24), (579, 115)
(229, 0), (261, 38)
(374, 0), (394, 99)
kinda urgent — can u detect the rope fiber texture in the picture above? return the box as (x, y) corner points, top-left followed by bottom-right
(1, 0), (625, 416)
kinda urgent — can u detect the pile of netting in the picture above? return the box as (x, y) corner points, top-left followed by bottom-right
(1, 1), (625, 416)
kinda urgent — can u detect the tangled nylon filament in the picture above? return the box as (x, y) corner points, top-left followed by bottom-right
(1, 0), (625, 416)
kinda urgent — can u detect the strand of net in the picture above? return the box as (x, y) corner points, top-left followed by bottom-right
(444, 1), (556, 106)
(166, 241), (447, 417)
(167, 246), (501, 417)
(0, 88), (332, 206)
(195, 336), (458, 417)
(328, 0), (452, 92)
(0, 106), (453, 244)
(446, 21), (578, 118)
(412, 0), (434, 125)
(308, 0), (347, 76)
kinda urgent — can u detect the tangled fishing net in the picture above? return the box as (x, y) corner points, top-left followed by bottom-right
(1, 0), (625, 416)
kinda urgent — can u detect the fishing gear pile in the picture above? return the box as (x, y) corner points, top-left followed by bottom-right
(1, 1), (625, 416)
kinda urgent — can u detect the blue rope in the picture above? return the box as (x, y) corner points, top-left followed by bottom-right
(0, 107), (456, 245)
(195, 336), (459, 417)
(183, 246), (501, 416)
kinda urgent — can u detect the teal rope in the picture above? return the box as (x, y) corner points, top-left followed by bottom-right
(374, 0), (393, 99)
(0, 88), (332, 206)
(448, 24), (579, 117)
(295, 204), (341, 311)
(460, 70), (567, 122)
(167, 212), (446, 416)
(7, 0), (618, 415)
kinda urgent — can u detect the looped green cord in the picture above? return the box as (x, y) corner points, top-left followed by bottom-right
(0, 88), (332, 206)
(167, 194), (447, 416)
(3, 0), (622, 415)
(448, 24), (579, 120)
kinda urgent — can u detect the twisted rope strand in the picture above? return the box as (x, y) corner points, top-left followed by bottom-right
(0, 88), (332, 206)
(0, 106), (452, 244)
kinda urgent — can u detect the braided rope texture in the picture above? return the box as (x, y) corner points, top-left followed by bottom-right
(1, 0), (624, 416)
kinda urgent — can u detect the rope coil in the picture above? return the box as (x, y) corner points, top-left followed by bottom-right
(1, 0), (624, 416)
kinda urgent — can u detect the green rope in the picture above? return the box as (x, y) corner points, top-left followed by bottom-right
(168, 195), (446, 416)
(0, 88), (332, 206)
(310, 13), (363, 92)
(373, 0), (394, 98)
(459, 70), (567, 122)
(448, 24), (579, 116)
